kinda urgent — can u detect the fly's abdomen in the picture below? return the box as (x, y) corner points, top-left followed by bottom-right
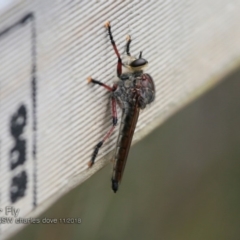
(112, 105), (140, 192)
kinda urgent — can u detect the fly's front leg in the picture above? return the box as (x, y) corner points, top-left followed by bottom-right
(105, 21), (122, 78)
(87, 82), (118, 167)
(126, 35), (131, 56)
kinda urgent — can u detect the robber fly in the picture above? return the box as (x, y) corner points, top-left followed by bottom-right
(88, 21), (155, 193)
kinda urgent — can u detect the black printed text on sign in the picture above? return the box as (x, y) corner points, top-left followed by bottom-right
(0, 14), (37, 231)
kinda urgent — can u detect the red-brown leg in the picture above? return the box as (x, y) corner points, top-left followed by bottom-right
(88, 97), (118, 167)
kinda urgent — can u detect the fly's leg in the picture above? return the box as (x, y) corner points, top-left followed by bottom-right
(87, 77), (113, 91)
(126, 35), (131, 56)
(87, 77), (118, 167)
(105, 21), (122, 78)
(88, 97), (118, 167)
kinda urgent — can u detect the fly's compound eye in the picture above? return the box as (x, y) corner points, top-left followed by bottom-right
(130, 58), (148, 68)
(129, 51), (148, 69)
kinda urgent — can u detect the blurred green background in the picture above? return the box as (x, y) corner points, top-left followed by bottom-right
(11, 68), (240, 240)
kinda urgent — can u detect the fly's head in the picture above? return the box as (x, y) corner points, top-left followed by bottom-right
(124, 51), (148, 73)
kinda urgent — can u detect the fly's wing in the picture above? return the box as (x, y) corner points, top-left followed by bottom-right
(141, 73), (155, 105)
(112, 102), (140, 187)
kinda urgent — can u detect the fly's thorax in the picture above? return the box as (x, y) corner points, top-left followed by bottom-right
(113, 79), (137, 108)
(117, 74), (135, 94)
(120, 72), (143, 88)
(123, 79), (132, 88)
(114, 72), (155, 109)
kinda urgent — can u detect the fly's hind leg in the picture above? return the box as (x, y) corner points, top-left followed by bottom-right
(88, 93), (118, 167)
